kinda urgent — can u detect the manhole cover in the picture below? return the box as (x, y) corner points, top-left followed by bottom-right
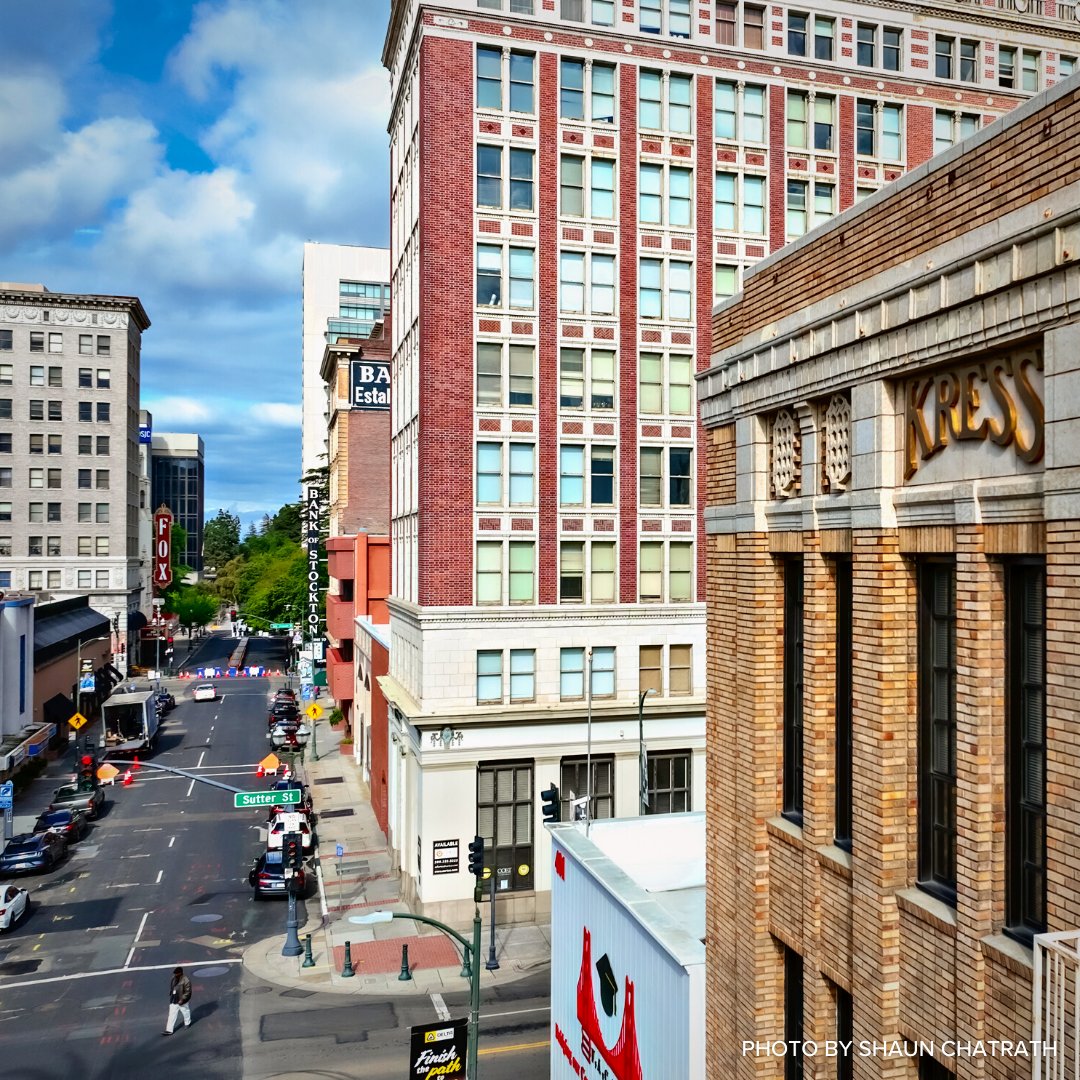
(313, 777), (344, 785)
(281, 988), (316, 999)
(320, 808), (354, 819)
(192, 965), (231, 978)
(244, 986), (274, 996)
(190, 913), (223, 923)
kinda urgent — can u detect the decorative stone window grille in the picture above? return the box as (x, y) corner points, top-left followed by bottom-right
(771, 409), (801, 498)
(822, 393), (852, 493)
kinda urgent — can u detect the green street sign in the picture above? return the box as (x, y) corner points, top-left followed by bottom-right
(233, 788), (301, 809)
(271, 623), (292, 630)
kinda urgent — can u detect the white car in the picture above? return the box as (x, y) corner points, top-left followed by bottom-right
(266, 816), (314, 852)
(0, 883), (29, 931)
(192, 683), (217, 702)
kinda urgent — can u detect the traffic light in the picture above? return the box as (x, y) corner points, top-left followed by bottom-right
(230, 609), (237, 620)
(467, 835), (484, 878)
(78, 754), (96, 792)
(541, 783), (560, 824)
(283, 832), (303, 873)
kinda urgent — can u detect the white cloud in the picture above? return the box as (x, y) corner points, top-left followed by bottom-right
(253, 402), (303, 427)
(143, 396), (217, 425)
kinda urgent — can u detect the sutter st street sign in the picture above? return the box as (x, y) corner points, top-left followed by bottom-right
(234, 789), (301, 809)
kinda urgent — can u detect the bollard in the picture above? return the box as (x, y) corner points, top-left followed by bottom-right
(398, 942), (413, 981)
(341, 940), (355, 978)
(301, 933), (315, 968)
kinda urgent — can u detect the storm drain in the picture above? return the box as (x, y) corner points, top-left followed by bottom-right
(319, 808), (355, 819)
(313, 776), (344, 785)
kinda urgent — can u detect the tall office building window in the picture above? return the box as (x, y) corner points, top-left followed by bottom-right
(917, 561), (957, 902)
(784, 947), (804, 1080)
(834, 559), (853, 850)
(561, 756), (614, 819)
(1006, 561), (1047, 943)
(783, 559), (805, 824)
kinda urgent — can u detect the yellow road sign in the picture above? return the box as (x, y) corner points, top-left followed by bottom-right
(305, 702), (323, 721)
(68, 712), (88, 731)
(97, 763), (119, 782)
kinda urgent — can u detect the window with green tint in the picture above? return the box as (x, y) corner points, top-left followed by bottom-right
(669, 542), (693, 601)
(639, 542), (663, 601)
(639, 353), (663, 414)
(639, 447), (663, 506)
(509, 650), (535, 701)
(560, 542), (585, 602)
(591, 541), (616, 602)
(591, 350), (615, 409)
(560, 349), (584, 408)
(509, 541), (534, 603)
(477, 542), (502, 604)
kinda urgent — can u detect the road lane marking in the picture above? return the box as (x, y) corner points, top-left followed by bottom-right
(431, 993), (450, 1021)
(168, 836), (176, 847)
(105, 884), (141, 889)
(0, 959), (243, 990)
(132, 828), (163, 833)
(155, 870), (163, 883)
(478, 1040), (549, 1057)
(196, 751), (206, 769)
(484, 1006), (551, 1019)
(185, 778), (196, 797)
(121, 854), (151, 859)
(124, 912), (150, 968)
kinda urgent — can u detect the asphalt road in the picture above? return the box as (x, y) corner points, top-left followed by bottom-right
(0, 634), (551, 1079)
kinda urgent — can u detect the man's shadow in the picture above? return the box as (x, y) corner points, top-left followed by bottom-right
(191, 1001), (219, 1024)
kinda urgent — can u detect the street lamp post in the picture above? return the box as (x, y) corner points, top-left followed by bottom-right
(75, 635), (110, 746)
(352, 909), (483, 1077)
(638, 688), (657, 816)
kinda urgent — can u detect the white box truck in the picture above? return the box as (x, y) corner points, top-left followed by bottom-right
(99, 690), (159, 755)
(549, 814), (705, 1080)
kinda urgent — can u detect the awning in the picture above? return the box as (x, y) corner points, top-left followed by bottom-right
(34, 605), (111, 666)
(42, 692), (76, 727)
(128, 611), (148, 633)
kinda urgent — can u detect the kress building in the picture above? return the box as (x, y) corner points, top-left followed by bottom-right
(699, 76), (1080, 1079)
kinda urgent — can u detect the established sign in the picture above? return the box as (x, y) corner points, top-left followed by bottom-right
(234, 789), (301, 809)
(904, 350), (1044, 480)
(153, 506), (174, 587)
(349, 359), (390, 411)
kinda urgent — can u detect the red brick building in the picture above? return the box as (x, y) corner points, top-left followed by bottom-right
(379, 0), (1078, 922)
(699, 75), (1080, 1080)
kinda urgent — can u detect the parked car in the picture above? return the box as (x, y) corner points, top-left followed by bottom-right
(0, 883), (29, 931)
(266, 779), (314, 816)
(33, 809), (90, 844)
(266, 815), (314, 852)
(267, 701), (300, 728)
(270, 688), (297, 704)
(0, 833), (67, 875)
(48, 784), (105, 820)
(192, 683), (217, 702)
(248, 850), (306, 900)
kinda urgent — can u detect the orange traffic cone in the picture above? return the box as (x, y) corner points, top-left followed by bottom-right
(122, 769), (133, 786)
(256, 764), (265, 779)
(131, 755), (141, 771)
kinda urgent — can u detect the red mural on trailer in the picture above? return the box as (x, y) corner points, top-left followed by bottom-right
(576, 926), (643, 1080)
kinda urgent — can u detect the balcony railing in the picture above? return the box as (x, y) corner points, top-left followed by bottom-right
(1034, 930), (1080, 1080)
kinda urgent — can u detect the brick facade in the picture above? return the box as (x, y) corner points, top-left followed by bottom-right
(701, 77), (1080, 1080)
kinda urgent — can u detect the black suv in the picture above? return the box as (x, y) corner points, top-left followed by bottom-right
(0, 832), (68, 875)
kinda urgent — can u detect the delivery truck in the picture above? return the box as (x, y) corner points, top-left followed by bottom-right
(99, 689), (159, 755)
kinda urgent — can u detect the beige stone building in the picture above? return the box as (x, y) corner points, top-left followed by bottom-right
(699, 76), (1080, 1080)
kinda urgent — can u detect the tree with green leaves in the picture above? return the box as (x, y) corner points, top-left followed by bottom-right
(202, 509), (240, 569)
(169, 587), (219, 637)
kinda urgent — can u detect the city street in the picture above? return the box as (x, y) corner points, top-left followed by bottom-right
(0, 634), (550, 1079)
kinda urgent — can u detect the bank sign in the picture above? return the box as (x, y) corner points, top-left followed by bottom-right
(349, 359), (390, 411)
(304, 485), (322, 640)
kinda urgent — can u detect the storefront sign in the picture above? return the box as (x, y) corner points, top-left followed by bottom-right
(432, 839), (459, 875)
(409, 1019), (467, 1079)
(304, 485), (322, 640)
(904, 351), (1044, 480)
(153, 507), (173, 587)
(138, 423), (152, 444)
(349, 360), (390, 411)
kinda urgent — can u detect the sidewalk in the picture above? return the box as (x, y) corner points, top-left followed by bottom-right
(242, 715), (551, 996)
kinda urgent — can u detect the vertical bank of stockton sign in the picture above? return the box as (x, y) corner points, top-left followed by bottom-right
(153, 507), (173, 588)
(304, 485), (322, 640)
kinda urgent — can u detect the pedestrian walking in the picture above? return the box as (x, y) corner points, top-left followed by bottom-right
(163, 966), (192, 1035)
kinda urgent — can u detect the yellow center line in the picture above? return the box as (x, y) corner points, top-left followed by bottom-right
(478, 1039), (550, 1057)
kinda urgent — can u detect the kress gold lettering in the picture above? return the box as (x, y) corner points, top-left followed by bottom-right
(903, 351), (1043, 478)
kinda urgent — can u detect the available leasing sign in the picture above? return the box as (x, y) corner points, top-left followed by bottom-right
(349, 359), (390, 411)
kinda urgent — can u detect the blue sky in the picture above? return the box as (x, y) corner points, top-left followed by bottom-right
(0, 0), (392, 527)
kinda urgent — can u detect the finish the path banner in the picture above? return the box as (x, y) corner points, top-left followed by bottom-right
(409, 1018), (467, 1078)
